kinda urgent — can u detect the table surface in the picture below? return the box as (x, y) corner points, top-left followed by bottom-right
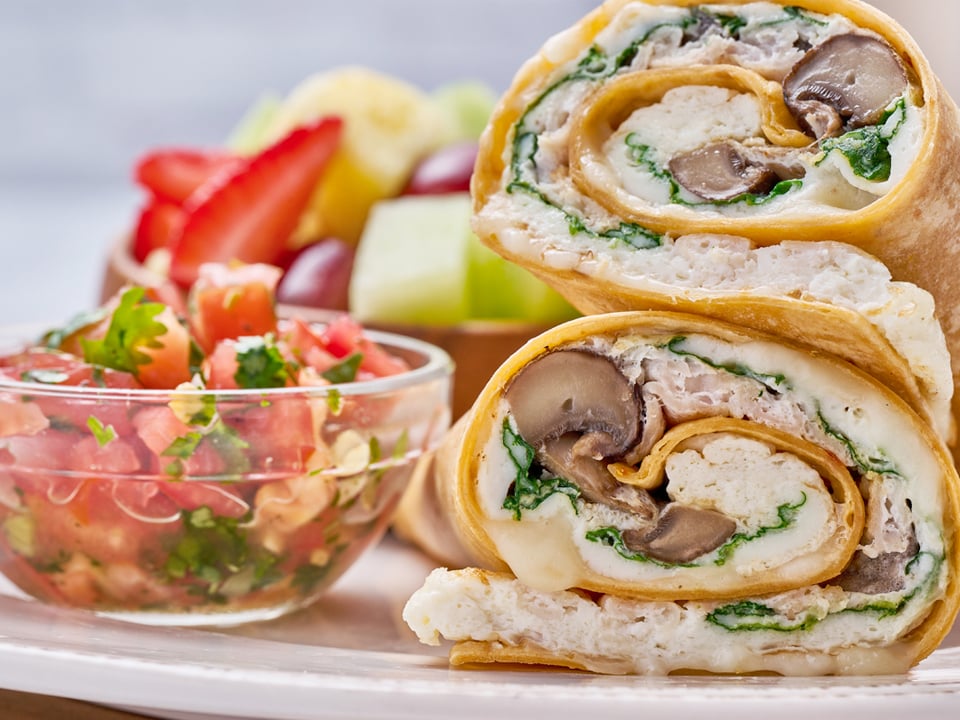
(0, 1), (955, 717)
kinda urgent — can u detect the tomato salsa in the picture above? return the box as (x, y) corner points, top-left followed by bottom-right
(0, 263), (449, 623)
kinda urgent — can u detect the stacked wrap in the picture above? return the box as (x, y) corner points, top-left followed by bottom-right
(472, 0), (960, 434)
(401, 312), (960, 674)
(399, 0), (960, 676)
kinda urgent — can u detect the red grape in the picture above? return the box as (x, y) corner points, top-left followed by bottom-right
(402, 141), (478, 195)
(276, 238), (355, 310)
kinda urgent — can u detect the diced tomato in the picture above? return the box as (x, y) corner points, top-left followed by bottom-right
(135, 306), (193, 389)
(70, 436), (142, 475)
(4, 429), (76, 480)
(1, 352), (141, 435)
(134, 149), (241, 205)
(132, 199), (184, 263)
(202, 340), (241, 389)
(321, 314), (409, 377)
(168, 117), (343, 288)
(0, 395), (50, 437)
(157, 481), (249, 519)
(131, 405), (227, 478)
(110, 480), (181, 522)
(143, 281), (188, 318)
(220, 397), (316, 472)
(189, 263), (281, 353)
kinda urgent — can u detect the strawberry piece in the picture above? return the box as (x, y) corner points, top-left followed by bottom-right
(135, 149), (241, 205)
(168, 117), (344, 289)
(132, 199), (184, 262)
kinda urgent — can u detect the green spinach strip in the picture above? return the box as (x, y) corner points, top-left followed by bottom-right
(501, 418), (580, 520)
(817, 98), (907, 182)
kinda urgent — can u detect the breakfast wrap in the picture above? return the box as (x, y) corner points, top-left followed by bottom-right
(402, 311), (960, 675)
(471, 0), (960, 431)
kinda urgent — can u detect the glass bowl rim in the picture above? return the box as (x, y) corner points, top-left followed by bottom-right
(0, 322), (454, 402)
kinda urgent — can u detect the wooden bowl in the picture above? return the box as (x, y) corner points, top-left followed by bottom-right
(102, 235), (554, 419)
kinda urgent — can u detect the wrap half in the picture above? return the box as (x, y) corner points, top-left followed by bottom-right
(402, 312), (960, 675)
(471, 0), (960, 440)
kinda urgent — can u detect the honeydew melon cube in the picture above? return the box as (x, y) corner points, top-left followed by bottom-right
(466, 234), (577, 322)
(431, 81), (498, 142)
(350, 194), (473, 325)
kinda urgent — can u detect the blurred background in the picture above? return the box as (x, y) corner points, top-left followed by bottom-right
(0, 0), (955, 326)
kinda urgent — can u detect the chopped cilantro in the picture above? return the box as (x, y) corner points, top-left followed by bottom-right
(325, 388), (344, 415)
(292, 559), (335, 595)
(322, 353), (363, 384)
(81, 287), (168, 375)
(233, 335), (292, 389)
(186, 394), (218, 427)
(163, 431), (205, 460)
(161, 421), (250, 477)
(86, 416), (117, 447)
(163, 506), (281, 599)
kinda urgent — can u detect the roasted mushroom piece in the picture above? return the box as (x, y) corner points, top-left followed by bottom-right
(505, 349), (642, 459)
(782, 33), (909, 139)
(668, 141), (779, 202)
(539, 434), (658, 519)
(621, 503), (737, 564)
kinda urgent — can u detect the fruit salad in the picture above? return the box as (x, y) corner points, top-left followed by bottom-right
(126, 66), (577, 326)
(0, 263), (452, 624)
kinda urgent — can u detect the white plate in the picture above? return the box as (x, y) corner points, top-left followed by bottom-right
(1, 536), (959, 720)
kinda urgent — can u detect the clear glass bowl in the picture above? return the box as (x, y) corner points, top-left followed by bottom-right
(0, 325), (452, 626)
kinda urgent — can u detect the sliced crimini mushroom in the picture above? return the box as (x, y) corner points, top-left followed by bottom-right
(539, 434), (658, 520)
(835, 528), (920, 594)
(668, 141), (779, 202)
(505, 349), (641, 459)
(621, 503), (736, 564)
(782, 33), (909, 139)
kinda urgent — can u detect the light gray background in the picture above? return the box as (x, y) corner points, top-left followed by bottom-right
(0, 0), (954, 326)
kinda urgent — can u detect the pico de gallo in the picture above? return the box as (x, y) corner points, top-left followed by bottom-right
(0, 262), (447, 622)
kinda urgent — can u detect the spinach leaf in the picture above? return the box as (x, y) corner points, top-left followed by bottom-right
(818, 99), (907, 182)
(706, 600), (819, 632)
(662, 336), (788, 392)
(501, 418), (580, 520)
(714, 495), (806, 565)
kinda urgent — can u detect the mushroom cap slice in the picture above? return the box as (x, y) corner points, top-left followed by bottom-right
(668, 141), (779, 202)
(540, 434), (658, 520)
(504, 349), (642, 459)
(622, 503), (736, 564)
(783, 33), (909, 138)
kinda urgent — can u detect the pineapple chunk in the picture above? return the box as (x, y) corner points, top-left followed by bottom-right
(262, 66), (456, 245)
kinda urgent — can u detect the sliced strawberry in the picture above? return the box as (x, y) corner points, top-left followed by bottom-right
(132, 199), (184, 262)
(168, 116), (344, 289)
(135, 149), (241, 205)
